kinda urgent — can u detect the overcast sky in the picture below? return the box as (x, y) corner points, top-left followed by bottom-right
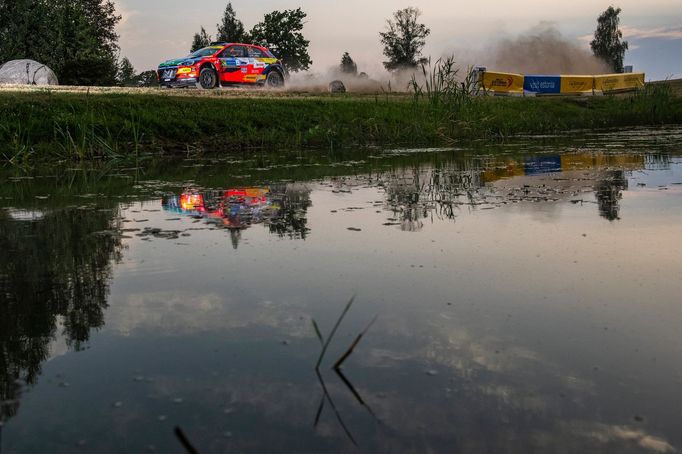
(116, 0), (682, 80)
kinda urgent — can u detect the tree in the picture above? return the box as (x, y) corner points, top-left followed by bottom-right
(590, 6), (629, 73)
(116, 57), (136, 86)
(0, 0), (120, 85)
(250, 8), (312, 73)
(379, 7), (430, 71)
(79, 0), (121, 58)
(340, 52), (357, 75)
(191, 26), (212, 52)
(0, 0), (55, 66)
(50, 1), (118, 86)
(216, 2), (247, 43)
(136, 70), (158, 87)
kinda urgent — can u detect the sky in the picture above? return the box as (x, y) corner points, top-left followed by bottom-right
(115, 0), (682, 80)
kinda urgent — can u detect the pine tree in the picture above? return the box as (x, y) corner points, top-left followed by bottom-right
(340, 52), (358, 75)
(116, 57), (136, 86)
(216, 2), (247, 43)
(191, 27), (212, 52)
(590, 6), (629, 73)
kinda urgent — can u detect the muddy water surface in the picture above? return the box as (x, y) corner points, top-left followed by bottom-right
(1, 128), (682, 453)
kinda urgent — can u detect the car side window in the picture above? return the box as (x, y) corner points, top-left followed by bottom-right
(220, 46), (247, 58)
(247, 47), (265, 59)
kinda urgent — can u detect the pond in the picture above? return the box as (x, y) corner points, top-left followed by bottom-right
(1, 127), (682, 453)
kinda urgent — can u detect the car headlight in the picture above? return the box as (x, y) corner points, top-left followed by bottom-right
(181, 60), (195, 67)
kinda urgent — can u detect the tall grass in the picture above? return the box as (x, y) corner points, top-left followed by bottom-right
(409, 56), (476, 112)
(1, 85), (680, 165)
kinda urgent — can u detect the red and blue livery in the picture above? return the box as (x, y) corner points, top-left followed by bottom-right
(157, 43), (285, 89)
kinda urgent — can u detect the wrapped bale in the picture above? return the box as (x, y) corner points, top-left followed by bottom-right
(0, 59), (59, 85)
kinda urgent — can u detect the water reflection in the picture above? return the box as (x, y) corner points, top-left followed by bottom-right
(376, 152), (661, 229)
(0, 143), (680, 453)
(162, 185), (312, 248)
(595, 170), (628, 221)
(0, 206), (122, 428)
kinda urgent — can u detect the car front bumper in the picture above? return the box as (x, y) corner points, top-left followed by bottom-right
(160, 77), (198, 88)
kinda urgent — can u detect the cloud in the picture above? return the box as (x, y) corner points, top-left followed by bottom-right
(621, 26), (682, 40)
(588, 425), (677, 453)
(578, 25), (682, 45)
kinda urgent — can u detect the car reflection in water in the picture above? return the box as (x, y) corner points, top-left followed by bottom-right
(162, 186), (311, 248)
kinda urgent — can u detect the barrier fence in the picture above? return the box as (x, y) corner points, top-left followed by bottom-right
(478, 70), (645, 96)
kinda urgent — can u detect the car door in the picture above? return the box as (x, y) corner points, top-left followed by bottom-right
(218, 46), (249, 83)
(245, 46), (269, 84)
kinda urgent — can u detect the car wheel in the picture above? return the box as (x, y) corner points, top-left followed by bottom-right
(199, 67), (218, 89)
(265, 71), (284, 89)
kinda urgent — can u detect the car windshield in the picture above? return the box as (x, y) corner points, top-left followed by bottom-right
(189, 47), (222, 58)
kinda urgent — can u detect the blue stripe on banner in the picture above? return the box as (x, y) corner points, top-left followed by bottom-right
(524, 75), (561, 94)
(524, 156), (562, 175)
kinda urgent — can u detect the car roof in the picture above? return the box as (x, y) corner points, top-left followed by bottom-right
(210, 42), (267, 49)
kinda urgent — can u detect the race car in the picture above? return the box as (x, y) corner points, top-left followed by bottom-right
(157, 42), (286, 89)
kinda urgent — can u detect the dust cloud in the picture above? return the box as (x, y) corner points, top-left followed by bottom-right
(487, 24), (611, 74)
(286, 24), (611, 93)
(285, 68), (387, 94)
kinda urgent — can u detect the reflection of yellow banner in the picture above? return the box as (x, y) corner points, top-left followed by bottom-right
(480, 160), (524, 183)
(594, 73), (645, 92)
(244, 188), (269, 197)
(561, 154), (645, 171)
(560, 76), (594, 94)
(481, 71), (524, 94)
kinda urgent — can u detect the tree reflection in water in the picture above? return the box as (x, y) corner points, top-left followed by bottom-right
(378, 153), (670, 227)
(594, 170), (628, 221)
(0, 206), (123, 428)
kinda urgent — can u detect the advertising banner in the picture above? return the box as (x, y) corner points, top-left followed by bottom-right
(523, 75), (561, 94)
(481, 71), (524, 94)
(560, 76), (594, 94)
(480, 161), (525, 183)
(524, 156), (562, 175)
(594, 73), (645, 92)
(561, 154), (645, 171)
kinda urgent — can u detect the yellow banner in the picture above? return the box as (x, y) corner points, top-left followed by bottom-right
(594, 73), (645, 92)
(561, 153), (645, 171)
(481, 71), (524, 93)
(480, 160), (525, 183)
(560, 76), (594, 94)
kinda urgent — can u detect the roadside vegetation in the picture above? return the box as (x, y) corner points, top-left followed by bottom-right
(1, 80), (680, 165)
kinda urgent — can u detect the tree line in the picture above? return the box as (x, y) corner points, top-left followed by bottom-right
(0, 0), (121, 85)
(0, 2), (630, 87)
(189, 4), (312, 73)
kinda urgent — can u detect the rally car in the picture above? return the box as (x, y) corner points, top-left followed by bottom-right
(157, 42), (285, 89)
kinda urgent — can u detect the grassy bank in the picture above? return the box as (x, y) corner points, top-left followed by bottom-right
(1, 83), (681, 164)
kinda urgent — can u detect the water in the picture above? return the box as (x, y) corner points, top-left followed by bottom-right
(1, 128), (682, 453)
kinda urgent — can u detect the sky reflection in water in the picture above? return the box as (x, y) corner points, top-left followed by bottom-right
(1, 138), (682, 453)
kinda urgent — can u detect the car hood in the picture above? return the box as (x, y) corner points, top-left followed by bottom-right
(158, 57), (200, 68)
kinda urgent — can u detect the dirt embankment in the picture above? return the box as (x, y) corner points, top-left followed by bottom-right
(0, 83), (400, 99)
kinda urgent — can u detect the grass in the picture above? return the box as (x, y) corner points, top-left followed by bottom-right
(0, 82), (681, 164)
(311, 296), (379, 445)
(648, 78), (682, 97)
